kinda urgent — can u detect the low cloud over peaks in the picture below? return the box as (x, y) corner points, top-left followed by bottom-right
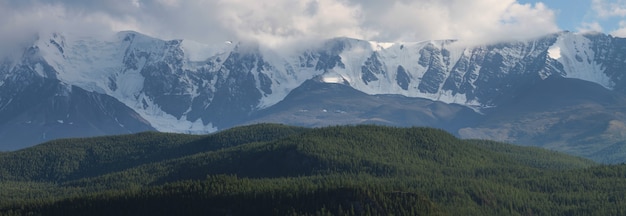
(1, 0), (560, 48)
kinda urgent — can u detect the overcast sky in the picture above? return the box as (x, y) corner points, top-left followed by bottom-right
(1, 0), (625, 46)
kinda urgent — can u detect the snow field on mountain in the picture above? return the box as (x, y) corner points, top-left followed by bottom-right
(22, 30), (624, 135)
(549, 33), (612, 89)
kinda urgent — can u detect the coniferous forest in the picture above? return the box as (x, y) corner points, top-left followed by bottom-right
(1, 124), (626, 215)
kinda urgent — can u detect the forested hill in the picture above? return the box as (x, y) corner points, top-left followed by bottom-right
(2, 124), (625, 215)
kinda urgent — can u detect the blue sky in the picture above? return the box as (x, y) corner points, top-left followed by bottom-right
(519, 0), (626, 34)
(0, 0), (625, 48)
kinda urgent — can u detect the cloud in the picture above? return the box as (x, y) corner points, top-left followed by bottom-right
(584, 0), (626, 37)
(592, 0), (626, 18)
(611, 21), (626, 37)
(214, 0), (368, 47)
(0, 3), (68, 59)
(0, 0), (560, 49)
(353, 0), (559, 44)
(0, 1), (142, 38)
(578, 22), (604, 33)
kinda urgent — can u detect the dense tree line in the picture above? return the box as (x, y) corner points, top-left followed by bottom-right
(1, 124), (625, 215)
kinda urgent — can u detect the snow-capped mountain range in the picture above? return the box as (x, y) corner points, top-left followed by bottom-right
(3, 30), (626, 162)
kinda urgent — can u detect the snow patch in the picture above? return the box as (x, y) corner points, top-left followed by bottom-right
(434, 90), (475, 105)
(114, 60), (145, 98)
(322, 76), (343, 84)
(255, 46), (325, 109)
(40, 34), (126, 94)
(369, 41), (395, 51)
(181, 39), (233, 62)
(554, 33), (612, 89)
(34, 63), (45, 77)
(129, 94), (218, 134)
(548, 45), (561, 59)
(321, 71), (347, 84)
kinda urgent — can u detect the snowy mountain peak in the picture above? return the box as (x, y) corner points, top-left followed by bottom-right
(3, 30), (626, 141)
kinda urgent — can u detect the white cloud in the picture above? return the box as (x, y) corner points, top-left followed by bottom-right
(592, 0), (626, 18)
(0, 0), (560, 50)
(0, 3), (79, 58)
(214, 0), (369, 47)
(131, 0), (141, 8)
(578, 22), (604, 33)
(356, 0), (559, 44)
(584, 0), (626, 37)
(157, 0), (180, 7)
(0, 1), (142, 38)
(611, 21), (626, 37)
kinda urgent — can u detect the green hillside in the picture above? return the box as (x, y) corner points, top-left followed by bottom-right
(2, 124), (626, 215)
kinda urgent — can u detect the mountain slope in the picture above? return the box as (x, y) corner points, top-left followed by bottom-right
(0, 77), (154, 150)
(7, 124), (626, 215)
(0, 123), (305, 182)
(460, 76), (626, 163)
(247, 79), (481, 131)
(3, 30), (626, 163)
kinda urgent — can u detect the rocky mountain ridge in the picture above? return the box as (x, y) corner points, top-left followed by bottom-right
(2, 30), (626, 162)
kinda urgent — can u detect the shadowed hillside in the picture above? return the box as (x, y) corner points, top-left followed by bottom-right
(3, 124), (626, 215)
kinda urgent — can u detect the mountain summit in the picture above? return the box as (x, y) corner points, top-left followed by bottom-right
(2, 31), (626, 162)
